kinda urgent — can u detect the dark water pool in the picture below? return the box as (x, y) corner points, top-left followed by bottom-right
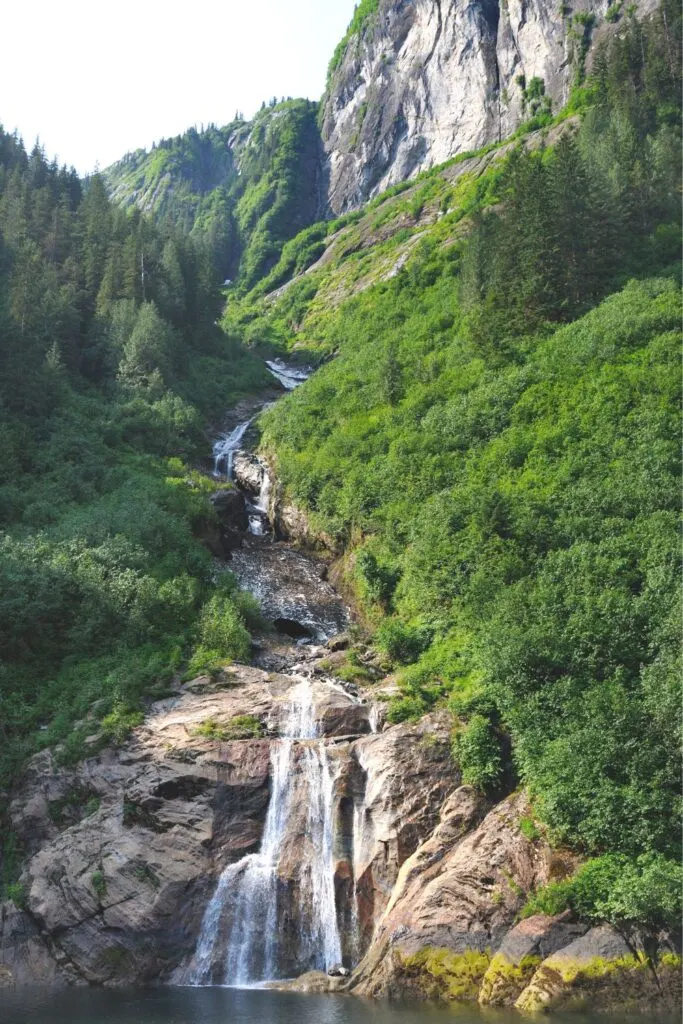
(0, 988), (677, 1024)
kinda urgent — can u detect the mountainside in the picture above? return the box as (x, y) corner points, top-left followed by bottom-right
(104, 100), (324, 290)
(0, 0), (681, 1011)
(321, 0), (661, 211)
(103, 0), (666, 265)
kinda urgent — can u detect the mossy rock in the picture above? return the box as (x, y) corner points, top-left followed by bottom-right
(399, 947), (491, 1002)
(516, 951), (682, 1014)
(478, 951), (541, 1006)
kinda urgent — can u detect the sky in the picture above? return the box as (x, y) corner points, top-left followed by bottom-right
(1, 0), (358, 175)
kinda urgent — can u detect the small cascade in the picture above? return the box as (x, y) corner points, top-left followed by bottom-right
(266, 359), (310, 391)
(369, 703), (381, 734)
(247, 465), (272, 536)
(213, 419), (253, 479)
(189, 680), (342, 987)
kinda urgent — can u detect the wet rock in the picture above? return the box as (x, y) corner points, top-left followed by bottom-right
(478, 913), (588, 1006)
(515, 925), (682, 1015)
(229, 543), (349, 641)
(268, 970), (347, 993)
(210, 488), (248, 532)
(326, 634), (351, 652)
(345, 715), (458, 954)
(0, 902), (71, 988)
(233, 452), (265, 496)
(328, 963), (350, 977)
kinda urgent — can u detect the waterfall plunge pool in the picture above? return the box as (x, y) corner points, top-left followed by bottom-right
(0, 988), (677, 1024)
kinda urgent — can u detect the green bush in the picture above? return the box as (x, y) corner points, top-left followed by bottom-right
(193, 715), (264, 741)
(100, 703), (144, 744)
(453, 715), (503, 792)
(374, 619), (434, 664)
(522, 854), (682, 937)
(6, 883), (27, 910)
(192, 593), (252, 665)
(91, 871), (107, 901)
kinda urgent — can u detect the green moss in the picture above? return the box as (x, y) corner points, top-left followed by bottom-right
(401, 947), (491, 1001)
(479, 951), (542, 1005)
(193, 715), (264, 741)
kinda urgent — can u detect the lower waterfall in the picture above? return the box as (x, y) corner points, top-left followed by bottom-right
(189, 679), (342, 987)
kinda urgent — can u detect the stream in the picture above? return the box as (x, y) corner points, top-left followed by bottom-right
(189, 359), (351, 986)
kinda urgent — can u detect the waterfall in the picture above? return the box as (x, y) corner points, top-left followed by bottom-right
(248, 467), (272, 536)
(213, 419), (253, 479)
(189, 680), (342, 987)
(266, 359), (310, 391)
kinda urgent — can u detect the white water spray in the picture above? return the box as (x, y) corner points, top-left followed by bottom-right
(266, 359), (310, 391)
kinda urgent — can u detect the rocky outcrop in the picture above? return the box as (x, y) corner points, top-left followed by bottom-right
(1, 653), (455, 988)
(232, 453), (265, 497)
(210, 488), (248, 532)
(515, 925), (682, 1014)
(478, 912), (588, 1006)
(348, 789), (556, 998)
(322, 0), (660, 213)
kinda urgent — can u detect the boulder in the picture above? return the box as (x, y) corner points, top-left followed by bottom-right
(232, 452), (265, 496)
(515, 925), (682, 1015)
(210, 488), (248, 532)
(478, 913), (588, 1006)
(0, 902), (72, 988)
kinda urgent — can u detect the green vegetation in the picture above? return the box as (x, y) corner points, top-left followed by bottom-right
(0, 130), (267, 894)
(453, 715), (503, 793)
(328, 0), (380, 79)
(105, 100), (323, 290)
(522, 854), (682, 943)
(401, 948), (491, 1001)
(6, 882), (26, 910)
(91, 870), (107, 901)
(0, 0), (679, 957)
(215, 3), (682, 935)
(193, 715), (264, 741)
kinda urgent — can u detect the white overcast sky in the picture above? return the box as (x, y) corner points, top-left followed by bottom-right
(1, 0), (358, 174)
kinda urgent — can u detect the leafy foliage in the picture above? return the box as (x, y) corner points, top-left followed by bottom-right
(0, 128), (266, 891)
(256, 10), (682, 867)
(522, 854), (683, 939)
(105, 101), (323, 290)
(453, 715), (503, 793)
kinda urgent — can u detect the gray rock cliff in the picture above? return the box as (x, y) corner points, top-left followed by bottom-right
(321, 0), (658, 213)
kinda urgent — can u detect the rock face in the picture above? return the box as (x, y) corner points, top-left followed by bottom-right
(348, 789), (556, 997)
(0, 655), (455, 988)
(321, 0), (659, 213)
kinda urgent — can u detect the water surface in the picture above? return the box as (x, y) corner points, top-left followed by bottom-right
(0, 988), (676, 1024)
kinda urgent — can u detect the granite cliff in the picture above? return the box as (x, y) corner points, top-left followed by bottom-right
(321, 0), (660, 212)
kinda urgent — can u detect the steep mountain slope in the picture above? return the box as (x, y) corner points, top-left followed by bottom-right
(223, 0), (682, 936)
(104, 100), (324, 289)
(103, 0), (666, 265)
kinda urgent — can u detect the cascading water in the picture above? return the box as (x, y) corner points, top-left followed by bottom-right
(266, 359), (310, 391)
(213, 419), (253, 479)
(247, 465), (272, 536)
(189, 679), (342, 987)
